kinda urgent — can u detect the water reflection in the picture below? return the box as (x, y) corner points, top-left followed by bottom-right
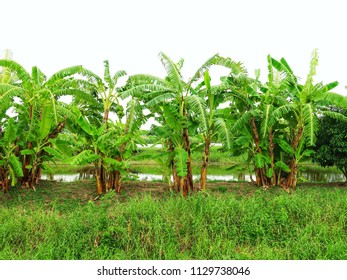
(298, 170), (345, 183)
(41, 168), (344, 183)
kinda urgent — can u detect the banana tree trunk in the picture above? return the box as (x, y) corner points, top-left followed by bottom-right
(183, 127), (194, 193)
(35, 166), (42, 184)
(115, 170), (121, 193)
(268, 128), (276, 187)
(286, 159), (299, 189)
(103, 108), (109, 131)
(171, 160), (180, 192)
(1, 169), (9, 192)
(286, 127), (304, 189)
(250, 117), (269, 187)
(199, 138), (211, 191)
(21, 142), (32, 185)
(22, 104), (34, 185)
(95, 161), (103, 195)
(115, 146), (124, 193)
(100, 163), (106, 192)
(4, 172), (9, 192)
(181, 177), (188, 198)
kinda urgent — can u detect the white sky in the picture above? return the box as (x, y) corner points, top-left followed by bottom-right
(2, 0), (347, 95)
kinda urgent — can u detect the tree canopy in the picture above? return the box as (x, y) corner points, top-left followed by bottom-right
(314, 108), (347, 181)
(1, 49), (347, 195)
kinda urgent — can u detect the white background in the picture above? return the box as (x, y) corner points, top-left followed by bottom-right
(0, 260), (346, 279)
(2, 0), (347, 94)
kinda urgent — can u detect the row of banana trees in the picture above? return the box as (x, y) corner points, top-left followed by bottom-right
(1, 49), (347, 196)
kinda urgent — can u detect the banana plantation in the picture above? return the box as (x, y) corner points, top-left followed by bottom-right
(1, 49), (347, 196)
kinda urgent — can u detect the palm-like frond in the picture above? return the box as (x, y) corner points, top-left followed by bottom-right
(278, 139), (295, 154)
(185, 95), (208, 133)
(268, 56), (300, 95)
(268, 104), (297, 128)
(103, 157), (126, 172)
(42, 146), (65, 160)
(0, 59), (31, 85)
(103, 60), (113, 89)
(214, 118), (232, 150)
(38, 105), (54, 140)
(158, 52), (184, 92)
(113, 70), (127, 85)
(323, 92), (347, 109)
(198, 83), (230, 96)
(303, 103), (318, 146)
(275, 160), (291, 172)
(174, 146), (188, 177)
(76, 114), (94, 136)
(0, 83), (25, 107)
(31, 66), (45, 86)
(231, 111), (252, 133)
(214, 56), (247, 75)
(301, 49), (319, 103)
(64, 150), (100, 165)
(322, 110), (347, 122)
(121, 84), (173, 99)
(56, 104), (78, 122)
(9, 154), (23, 178)
(260, 104), (273, 139)
(3, 118), (17, 143)
(78, 68), (104, 85)
(0, 50), (15, 83)
(189, 54), (220, 85)
(162, 104), (183, 131)
(124, 98), (138, 134)
(146, 92), (176, 107)
(128, 74), (169, 87)
(176, 58), (184, 71)
(55, 88), (99, 106)
(45, 65), (83, 85)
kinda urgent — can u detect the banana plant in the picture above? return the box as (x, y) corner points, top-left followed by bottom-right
(267, 49), (347, 189)
(100, 97), (145, 193)
(0, 118), (23, 192)
(224, 60), (287, 189)
(226, 50), (347, 190)
(122, 52), (245, 196)
(65, 96), (145, 194)
(0, 59), (92, 189)
(188, 68), (244, 191)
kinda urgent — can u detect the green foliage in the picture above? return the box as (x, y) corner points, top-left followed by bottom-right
(314, 109), (347, 180)
(174, 147), (188, 177)
(1, 50), (347, 193)
(64, 150), (101, 165)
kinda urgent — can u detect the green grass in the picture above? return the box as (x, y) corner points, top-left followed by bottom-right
(1, 181), (347, 260)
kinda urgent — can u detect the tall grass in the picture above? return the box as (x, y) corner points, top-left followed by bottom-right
(1, 187), (347, 260)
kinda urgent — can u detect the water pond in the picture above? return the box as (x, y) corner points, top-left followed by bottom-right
(41, 164), (345, 183)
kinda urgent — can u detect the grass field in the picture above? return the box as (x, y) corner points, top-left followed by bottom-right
(1, 180), (347, 260)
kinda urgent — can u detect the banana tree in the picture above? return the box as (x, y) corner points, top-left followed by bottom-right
(121, 53), (193, 197)
(188, 70), (237, 190)
(223, 59), (288, 189)
(65, 92), (145, 194)
(267, 49), (347, 189)
(226, 50), (347, 190)
(101, 97), (145, 193)
(122, 52), (244, 196)
(63, 108), (104, 194)
(0, 59), (90, 188)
